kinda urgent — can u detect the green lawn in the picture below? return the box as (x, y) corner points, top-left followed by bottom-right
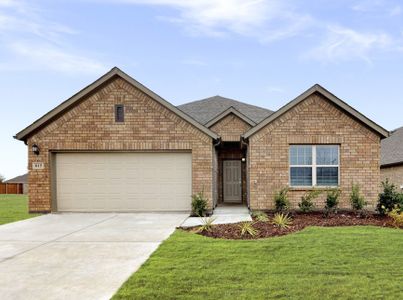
(114, 226), (403, 300)
(0, 194), (41, 225)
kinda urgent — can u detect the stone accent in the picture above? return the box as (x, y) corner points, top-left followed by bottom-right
(209, 113), (252, 141)
(248, 93), (381, 210)
(27, 77), (214, 212)
(381, 165), (403, 190)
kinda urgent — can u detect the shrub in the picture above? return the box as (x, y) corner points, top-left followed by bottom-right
(251, 211), (269, 222)
(272, 213), (293, 228)
(350, 184), (366, 211)
(274, 188), (289, 212)
(197, 216), (216, 233)
(388, 206), (403, 228)
(191, 191), (208, 216)
(239, 222), (259, 237)
(325, 189), (340, 216)
(298, 189), (321, 213)
(377, 180), (403, 215)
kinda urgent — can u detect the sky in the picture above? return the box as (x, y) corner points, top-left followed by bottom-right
(0, 0), (403, 180)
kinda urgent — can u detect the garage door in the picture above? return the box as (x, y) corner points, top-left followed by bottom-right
(55, 152), (192, 212)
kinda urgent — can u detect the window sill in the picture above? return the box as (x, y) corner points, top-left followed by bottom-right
(289, 186), (339, 191)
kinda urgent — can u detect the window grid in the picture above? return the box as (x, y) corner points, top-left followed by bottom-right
(289, 145), (339, 187)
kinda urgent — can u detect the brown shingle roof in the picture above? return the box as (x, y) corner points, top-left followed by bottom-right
(381, 126), (403, 167)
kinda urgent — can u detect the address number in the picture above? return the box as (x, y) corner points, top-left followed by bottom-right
(32, 162), (44, 170)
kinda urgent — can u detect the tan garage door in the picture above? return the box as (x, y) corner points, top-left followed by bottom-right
(55, 152), (192, 212)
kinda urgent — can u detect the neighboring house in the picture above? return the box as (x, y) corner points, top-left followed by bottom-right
(4, 173), (28, 194)
(381, 127), (403, 190)
(15, 67), (389, 213)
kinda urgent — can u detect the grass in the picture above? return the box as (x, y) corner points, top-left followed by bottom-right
(0, 194), (41, 225)
(114, 226), (403, 300)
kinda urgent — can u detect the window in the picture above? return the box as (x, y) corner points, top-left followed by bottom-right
(115, 104), (124, 122)
(289, 145), (339, 187)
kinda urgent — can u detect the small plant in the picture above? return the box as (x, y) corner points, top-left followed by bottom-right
(350, 184), (366, 212)
(325, 188), (340, 216)
(377, 180), (403, 215)
(239, 222), (259, 237)
(197, 216), (216, 233)
(251, 211), (269, 222)
(191, 191), (208, 216)
(298, 189), (321, 213)
(274, 188), (289, 212)
(272, 213), (293, 228)
(388, 206), (403, 228)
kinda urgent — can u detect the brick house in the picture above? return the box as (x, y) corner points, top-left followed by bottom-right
(15, 67), (389, 213)
(381, 127), (403, 190)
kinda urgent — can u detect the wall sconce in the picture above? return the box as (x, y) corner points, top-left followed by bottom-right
(241, 157), (246, 162)
(32, 144), (40, 155)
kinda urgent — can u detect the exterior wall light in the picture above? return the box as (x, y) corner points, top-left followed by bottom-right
(241, 157), (246, 162)
(32, 144), (40, 155)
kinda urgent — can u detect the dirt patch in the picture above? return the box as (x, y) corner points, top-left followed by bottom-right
(183, 212), (400, 240)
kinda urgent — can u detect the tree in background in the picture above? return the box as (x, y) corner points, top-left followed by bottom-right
(0, 174), (5, 183)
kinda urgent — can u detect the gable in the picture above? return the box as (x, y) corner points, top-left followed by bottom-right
(209, 112), (252, 141)
(248, 93), (381, 143)
(243, 84), (389, 139)
(15, 67), (218, 142)
(28, 76), (214, 145)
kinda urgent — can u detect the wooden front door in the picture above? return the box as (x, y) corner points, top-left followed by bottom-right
(223, 160), (242, 203)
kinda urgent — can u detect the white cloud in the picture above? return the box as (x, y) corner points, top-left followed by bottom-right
(0, 0), (106, 74)
(352, 0), (401, 16)
(99, 0), (313, 42)
(305, 25), (397, 63)
(6, 41), (105, 74)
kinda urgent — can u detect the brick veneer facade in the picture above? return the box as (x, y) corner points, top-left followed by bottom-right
(27, 77), (214, 212)
(209, 113), (252, 141)
(381, 165), (403, 190)
(248, 93), (381, 210)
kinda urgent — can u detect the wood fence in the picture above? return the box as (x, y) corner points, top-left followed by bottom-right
(0, 183), (24, 194)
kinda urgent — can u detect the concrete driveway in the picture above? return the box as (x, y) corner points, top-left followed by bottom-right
(0, 213), (187, 300)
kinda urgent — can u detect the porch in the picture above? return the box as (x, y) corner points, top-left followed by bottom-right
(214, 141), (248, 207)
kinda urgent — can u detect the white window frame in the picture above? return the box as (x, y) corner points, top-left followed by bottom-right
(289, 145), (340, 188)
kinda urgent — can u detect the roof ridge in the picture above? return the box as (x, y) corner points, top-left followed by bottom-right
(178, 95), (273, 112)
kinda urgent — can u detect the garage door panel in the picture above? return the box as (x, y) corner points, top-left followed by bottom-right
(55, 153), (192, 212)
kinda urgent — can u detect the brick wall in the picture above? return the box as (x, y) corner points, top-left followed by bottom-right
(381, 165), (403, 190)
(209, 113), (252, 141)
(27, 77), (214, 212)
(248, 93), (381, 210)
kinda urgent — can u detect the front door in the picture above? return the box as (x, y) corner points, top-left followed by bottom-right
(223, 160), (242, 203)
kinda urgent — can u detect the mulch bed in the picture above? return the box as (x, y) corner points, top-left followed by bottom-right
(182, 212), (400, 240)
